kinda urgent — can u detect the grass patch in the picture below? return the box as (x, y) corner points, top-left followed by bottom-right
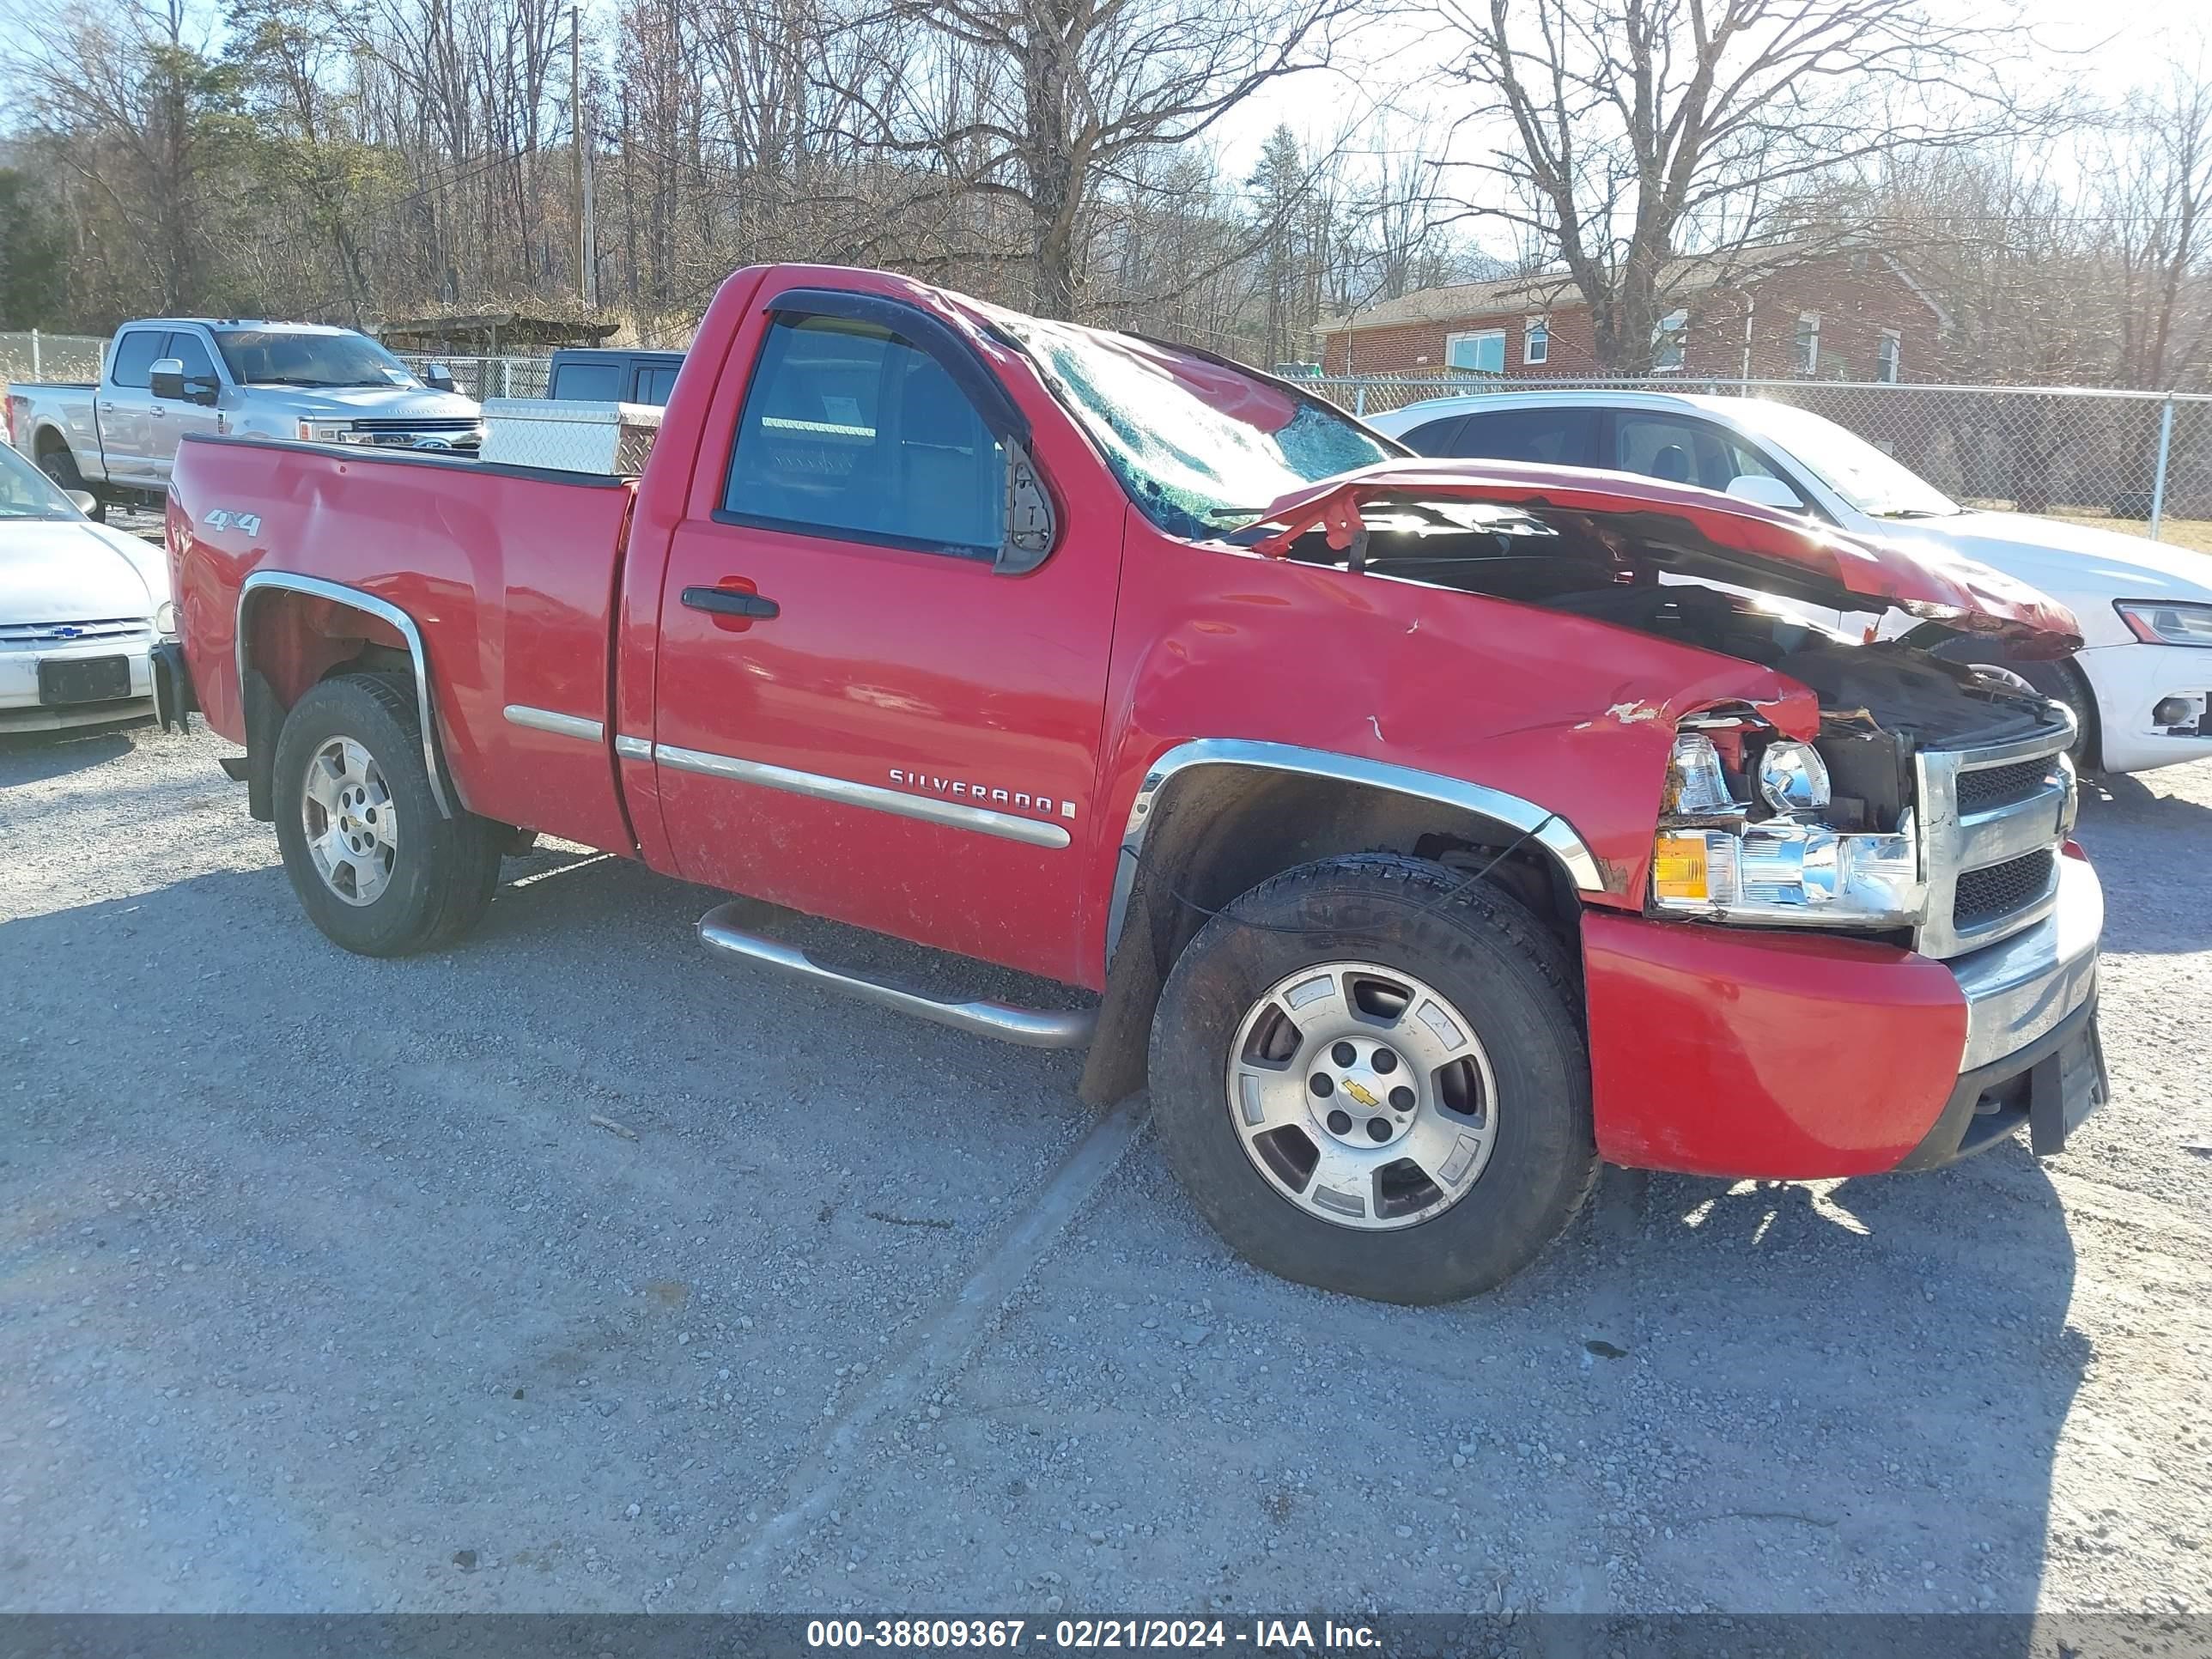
(2039, 511), (2212, 556)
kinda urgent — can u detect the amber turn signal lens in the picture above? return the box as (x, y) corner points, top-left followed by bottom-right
(1651, 833), (1710, 902)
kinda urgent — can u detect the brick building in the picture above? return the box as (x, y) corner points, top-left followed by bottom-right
(1318, 245), (1949, 384)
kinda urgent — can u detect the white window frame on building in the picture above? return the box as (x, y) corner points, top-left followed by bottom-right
(1796, 311), (1822, 375)
(1445, 329), (1507, 374)
(1522, 316), (1550, 367)
(1650, 310), (1689, 373)
(1875, 329), (1901, 384)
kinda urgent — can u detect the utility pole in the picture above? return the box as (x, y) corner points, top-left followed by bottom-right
(571, 3), (595, 307)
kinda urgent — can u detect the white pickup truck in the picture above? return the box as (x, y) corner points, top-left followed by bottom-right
(5, 319), (484, 520)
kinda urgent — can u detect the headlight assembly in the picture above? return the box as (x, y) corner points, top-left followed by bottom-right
(1662, 731), (1738, 816)
(1651, 729), (1923, 927)
(2115, 599), (2212, 647)
(1756, 739), (1829, 813)
(154, 599), (179, 636)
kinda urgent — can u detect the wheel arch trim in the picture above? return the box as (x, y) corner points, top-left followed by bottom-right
(1104, 738), (1604, 972)
(235, 570), (455, 818)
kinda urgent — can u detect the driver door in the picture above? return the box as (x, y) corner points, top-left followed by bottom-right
(149, 331), (225, 483)
(647, 289), (1124, 984)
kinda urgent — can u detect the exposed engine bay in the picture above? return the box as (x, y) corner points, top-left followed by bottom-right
(1263, 495), (2078, 933)
(1267, 496), (2069, 764)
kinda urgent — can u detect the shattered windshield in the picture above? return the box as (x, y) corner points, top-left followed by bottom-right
(1004, 319), (1393, 541)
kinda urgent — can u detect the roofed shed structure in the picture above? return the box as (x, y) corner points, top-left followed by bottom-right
(372, 313), (620, 356)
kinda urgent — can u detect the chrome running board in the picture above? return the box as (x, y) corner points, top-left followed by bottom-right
(696, 902), (1097, 1049)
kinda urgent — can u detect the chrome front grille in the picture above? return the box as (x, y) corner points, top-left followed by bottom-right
(1954, 849), (2057, 929)
(1914, 715), (2076, 960)
(1954, 757), (2054, 813)
(349, 416), (482, 434)
(0, 617), (155, 647)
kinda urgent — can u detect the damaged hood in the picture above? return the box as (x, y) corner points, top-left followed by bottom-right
(1249, 460), (2083, 653)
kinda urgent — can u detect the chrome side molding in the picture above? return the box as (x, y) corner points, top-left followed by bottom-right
(659, 743), (1073, 848)
(503, 703), (605, 743)
(696, 902), (1097, 1049)
(1104, 738), (1606, 970)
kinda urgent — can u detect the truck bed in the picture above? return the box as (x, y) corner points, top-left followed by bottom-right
(170, 434), (640, 854)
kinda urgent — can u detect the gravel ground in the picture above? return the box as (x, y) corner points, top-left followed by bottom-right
(2, 723), (2209, 1615)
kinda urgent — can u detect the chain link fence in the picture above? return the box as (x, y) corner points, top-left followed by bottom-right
(0, 331), (108, 385)
(389, 353), (551, 400)
(12, 333), (2212, 546)
(2, 333), (546, 396)
(1308, 373), (2212, 548)
(0, 336), (547, 399)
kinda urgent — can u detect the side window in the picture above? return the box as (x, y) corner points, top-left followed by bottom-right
(165, 331), (218, 390)
(108, 331), (165, 389)
(639, 366), (681, 405)
(1397, 416), (1468, 455)
(1613, 413), (1806, 504)
(552, 361), (623, 401)
(722, 314), (1006, 556)
(1456, 407), (1595, 466)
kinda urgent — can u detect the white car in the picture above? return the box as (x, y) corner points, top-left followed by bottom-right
(1, 439), (176, 733)
(1368, 389), (2212, 775)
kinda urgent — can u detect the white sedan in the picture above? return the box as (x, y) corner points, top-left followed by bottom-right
(1368, 388), (2212, 775)
(1, 439), (176, 734)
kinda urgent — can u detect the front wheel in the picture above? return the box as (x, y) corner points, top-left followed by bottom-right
(271, 673), (503, 956)
(1147, 854), (1597, 1304)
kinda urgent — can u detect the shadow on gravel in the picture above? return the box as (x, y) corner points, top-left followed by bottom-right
(2075, 764), (2212, 951)
(2079, 768), (2212, 827)
(0, 726), (140, 785)
(1632, 1152), (2083, 1616)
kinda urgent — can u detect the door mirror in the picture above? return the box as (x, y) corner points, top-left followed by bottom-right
(423, 363), (458, 392)
(996, 447), (1057, 575)
(185, 376), (219, 407)
(149, 358), (186, 401)
(1726, 473), (1806, 514)
(67, 489), (98, 518)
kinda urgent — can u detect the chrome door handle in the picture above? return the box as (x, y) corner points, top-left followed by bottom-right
(682, 586), (780, 619)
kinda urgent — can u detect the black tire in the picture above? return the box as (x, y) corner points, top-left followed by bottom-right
(1966, 654), (2100, 771)
(1148, 854), (1597, 1304)
(38, 445), (104, 522)
(271, 672), (502, 956)
(2048, 659), (2100, 773)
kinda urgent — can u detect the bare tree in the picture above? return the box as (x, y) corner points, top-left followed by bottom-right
(836, 0), (1364, 318)
(1427, 0), (2040, 371)
(2106, 64), (2212, 388)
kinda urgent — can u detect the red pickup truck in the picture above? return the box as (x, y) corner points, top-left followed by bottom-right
(164, 264), (2106, 1304)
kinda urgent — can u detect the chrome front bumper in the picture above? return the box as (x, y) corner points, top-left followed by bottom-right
(1949, 852), (2101, 1074)
(1896, 851), (2106, 1170)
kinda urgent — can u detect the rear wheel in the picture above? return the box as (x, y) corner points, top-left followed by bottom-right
(271, 673), (502, 956)
(38, 445), (103, 522)
(1148, 854), (1597, 1304)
